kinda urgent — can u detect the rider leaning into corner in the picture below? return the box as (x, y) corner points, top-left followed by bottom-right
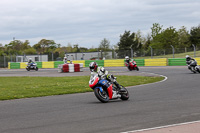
(89, 62), (125, 92)
(186, 55), (197, 67)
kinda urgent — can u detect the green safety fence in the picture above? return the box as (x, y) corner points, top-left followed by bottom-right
(54, 61), (64, 68)
(85, 60), (104, 67)
(168, 58), (186, 66)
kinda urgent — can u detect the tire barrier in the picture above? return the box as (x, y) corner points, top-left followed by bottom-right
(42, 62), (54, 68)
(145, 58), (167, 66)
(58, 63), (83, 73)
(134, 59), (145, 66)
(168, 58), (186, 66)
(194, 58), (200, 65)
(104, 60), (124, 67)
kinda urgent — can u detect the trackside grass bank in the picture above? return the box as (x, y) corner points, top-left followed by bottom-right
(0, 76), (164, 100)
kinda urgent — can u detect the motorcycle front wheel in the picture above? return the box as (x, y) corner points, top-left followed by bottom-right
(26, 67), (30, 71)
(136, 66), (139, 71)
(120, 86), (129, 101)
(35, 67), (38, 71)
(94, 88), (109, 103)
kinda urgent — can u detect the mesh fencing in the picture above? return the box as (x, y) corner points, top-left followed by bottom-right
(0, 47), (198, 68)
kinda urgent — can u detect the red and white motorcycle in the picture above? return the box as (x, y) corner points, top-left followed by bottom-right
(89, 74), (129, 103)
(125, 60), (139, 71)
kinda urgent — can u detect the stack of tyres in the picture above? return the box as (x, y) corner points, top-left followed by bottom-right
(58, 64), (63, 72)
(74, 64), (80, 72)
(79, 63), (83, 72)
(63, 64), (69, 72)
(68, 64), (74, 72)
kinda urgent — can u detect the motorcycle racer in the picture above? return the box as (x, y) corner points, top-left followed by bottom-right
(186, 55), (197, 66)
(28, 58), (35, 66)
(89, 62), (125, 92)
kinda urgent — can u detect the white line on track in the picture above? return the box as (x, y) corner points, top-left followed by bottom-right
(122, 72), (200, 133)
(126, 72), (168, 88)
(121, 120), (200, 133)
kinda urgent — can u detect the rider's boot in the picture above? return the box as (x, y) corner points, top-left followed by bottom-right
(114, 81), (126, 92)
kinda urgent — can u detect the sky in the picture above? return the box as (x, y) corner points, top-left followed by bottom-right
(0, 0), (200, 48)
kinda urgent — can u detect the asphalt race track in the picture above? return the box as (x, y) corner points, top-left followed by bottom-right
(0, 66), (200, 133)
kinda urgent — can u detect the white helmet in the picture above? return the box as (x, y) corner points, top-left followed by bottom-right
(125, 56), (129, 60)
(28, 58), (32, 62)
(185, 55), (190, 58)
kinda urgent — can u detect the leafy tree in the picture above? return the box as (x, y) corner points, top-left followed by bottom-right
(177, 26), (191, 51)
(190, 25), (200, 48)
(99, 38), (111, 58)
(151, 23), (163, 39)
(33, 39), (58, 54)
(117, 30), (142, 58)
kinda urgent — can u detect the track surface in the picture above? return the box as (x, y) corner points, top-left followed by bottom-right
(0, 66), (200, 133)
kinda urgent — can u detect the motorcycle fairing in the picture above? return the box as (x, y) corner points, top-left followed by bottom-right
(98, 79), (113, 99)
(107, 84), (113, 99)
(89, 77), (99, 88)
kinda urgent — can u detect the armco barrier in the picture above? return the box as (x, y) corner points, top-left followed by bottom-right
(85, 60), (104, 67)
(10, 62), (20, 69)
(20, 62), (27, 69)
(104, 60), (124, 67)
(168, 58), (186, 66)
(7, 58), (200, 69)
(134, 59), (145, 66)
(194, 58), (200, 65)
(54, 61), (64, 68)
(8, 63), (10, 69)
(145, 58), (167, 66)
(42, 62), (54, 68)
(36, 62), (42, 68)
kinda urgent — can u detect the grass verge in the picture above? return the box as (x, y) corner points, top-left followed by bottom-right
(0, 76), (164, 100)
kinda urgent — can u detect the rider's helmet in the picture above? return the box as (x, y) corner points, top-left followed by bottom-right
(125, 56), (129, 60)
(28, 58), (32, 63)
(89, 62), (98, 72)
(186, 55), (191, 60)
(64, 57), (67, 60)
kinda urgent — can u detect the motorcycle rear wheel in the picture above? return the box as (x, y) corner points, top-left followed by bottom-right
(94, 88), (109, 103)
(120, 86), (129, 101)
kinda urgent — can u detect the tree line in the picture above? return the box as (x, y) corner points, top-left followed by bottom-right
(0, 23), (200, 58)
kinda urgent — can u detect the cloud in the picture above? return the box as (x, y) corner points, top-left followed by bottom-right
(0, 0), (200, 48)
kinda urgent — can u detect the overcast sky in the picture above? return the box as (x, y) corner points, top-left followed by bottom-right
(0, 0), (200, 48)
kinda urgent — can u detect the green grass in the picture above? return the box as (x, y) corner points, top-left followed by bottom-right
(0, 76), (164, 100)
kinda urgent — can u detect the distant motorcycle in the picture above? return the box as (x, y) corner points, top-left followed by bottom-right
(186, 60), (200, 73)
(26, 62), (38, 71)
(125, 60), (139, 71)
(89, 74), (129, 103)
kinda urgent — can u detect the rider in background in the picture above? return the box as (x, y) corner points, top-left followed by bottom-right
(28, 58), (34, 66)
(63, 56), (72, 64)
(186, 55), (196, 65)
(125, 56), (133, 68)
(89, 62), (125, 92)
(186, 55), (197, 69)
